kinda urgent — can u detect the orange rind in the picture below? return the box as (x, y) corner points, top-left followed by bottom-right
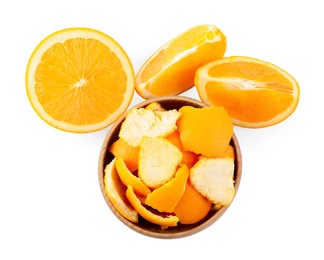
(115, 157), (151, 197)
(104, 159), (138, 223)
(138, 137), (182, 189)
(145, 164), (189, 213)
(126, 186), (179, 227)
(119, 107), (181, 146)
(177, 106), (233, 158)
(174, 181), (212, 225)
(190, 157), (235, 206)
(109, 138), (139, 173)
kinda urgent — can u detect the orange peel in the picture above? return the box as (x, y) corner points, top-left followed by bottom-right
(126, 186), (179, 227)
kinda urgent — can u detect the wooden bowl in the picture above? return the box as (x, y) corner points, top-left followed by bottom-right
(98, 96), (242, 239)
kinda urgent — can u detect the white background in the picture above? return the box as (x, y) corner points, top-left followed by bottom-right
(1, 0), (323, 259)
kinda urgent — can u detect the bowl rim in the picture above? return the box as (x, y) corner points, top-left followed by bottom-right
(98, 96), (242, 239)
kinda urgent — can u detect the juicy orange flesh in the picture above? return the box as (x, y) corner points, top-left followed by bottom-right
(139, 26), (226, 96)
(35, 38), (127, 125)
(205, 82), (294, 122)
(147, 43), (225, 96)
(206, 61), (294, 122)
(208, 61), (294, 90)
(140, 25), (213, 81)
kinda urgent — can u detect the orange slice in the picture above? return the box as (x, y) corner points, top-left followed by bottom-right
(177, 106), (233, 158)
(26, 27), (135, 133)
(115, 157), (151, 197)
(145, 164), (189, 213)
(104, 159), (138, 223)
(109, 138), (139, 173)
(174, 181), (212, 225)
(195, 56), (300, 128)
(126, 186), (179, 227)
(136, 24), (226, 98)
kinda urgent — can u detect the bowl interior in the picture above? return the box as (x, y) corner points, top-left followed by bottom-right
(98, 96), (242, 239)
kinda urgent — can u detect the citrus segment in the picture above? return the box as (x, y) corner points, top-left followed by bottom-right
(115, 157), (151, 197)
(177, 106), (233, 158)
(126, 186), (179, 227)
(195, 56), (300, 128)
(104, 159), (138, 223)
(174, 181), (212, 224)
(136, 24), (226, 98)
(138, 137), (183, 189)
(26, 27), (135, 133)
(190, 157), (235, 206)
(109, 138), (139, 172)
(145, 164), (189, 213)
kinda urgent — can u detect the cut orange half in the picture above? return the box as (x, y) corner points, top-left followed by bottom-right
(195, 56), (300, 128)
(26, 27), (135, 133)
(136, 24), (226, 98)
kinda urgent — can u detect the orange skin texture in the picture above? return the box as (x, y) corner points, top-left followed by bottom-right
(177, 106), (233, 158)
(174, 181), (212, 224)
(109, 138), (139, 173)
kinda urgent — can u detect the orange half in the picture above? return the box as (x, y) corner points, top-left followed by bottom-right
(195, 56), (300, 128)
(26, 27), (135, 133)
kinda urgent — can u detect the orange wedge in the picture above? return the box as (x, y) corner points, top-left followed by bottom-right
(145, 164), (189, 213)
(126, 186), (179, 227)
(115, 157), (151, 197)
(104, 159), (138, 223)
(136, 24), (226, 98)
(26, 27), (135, 133)
(195, 56), (300, 128)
